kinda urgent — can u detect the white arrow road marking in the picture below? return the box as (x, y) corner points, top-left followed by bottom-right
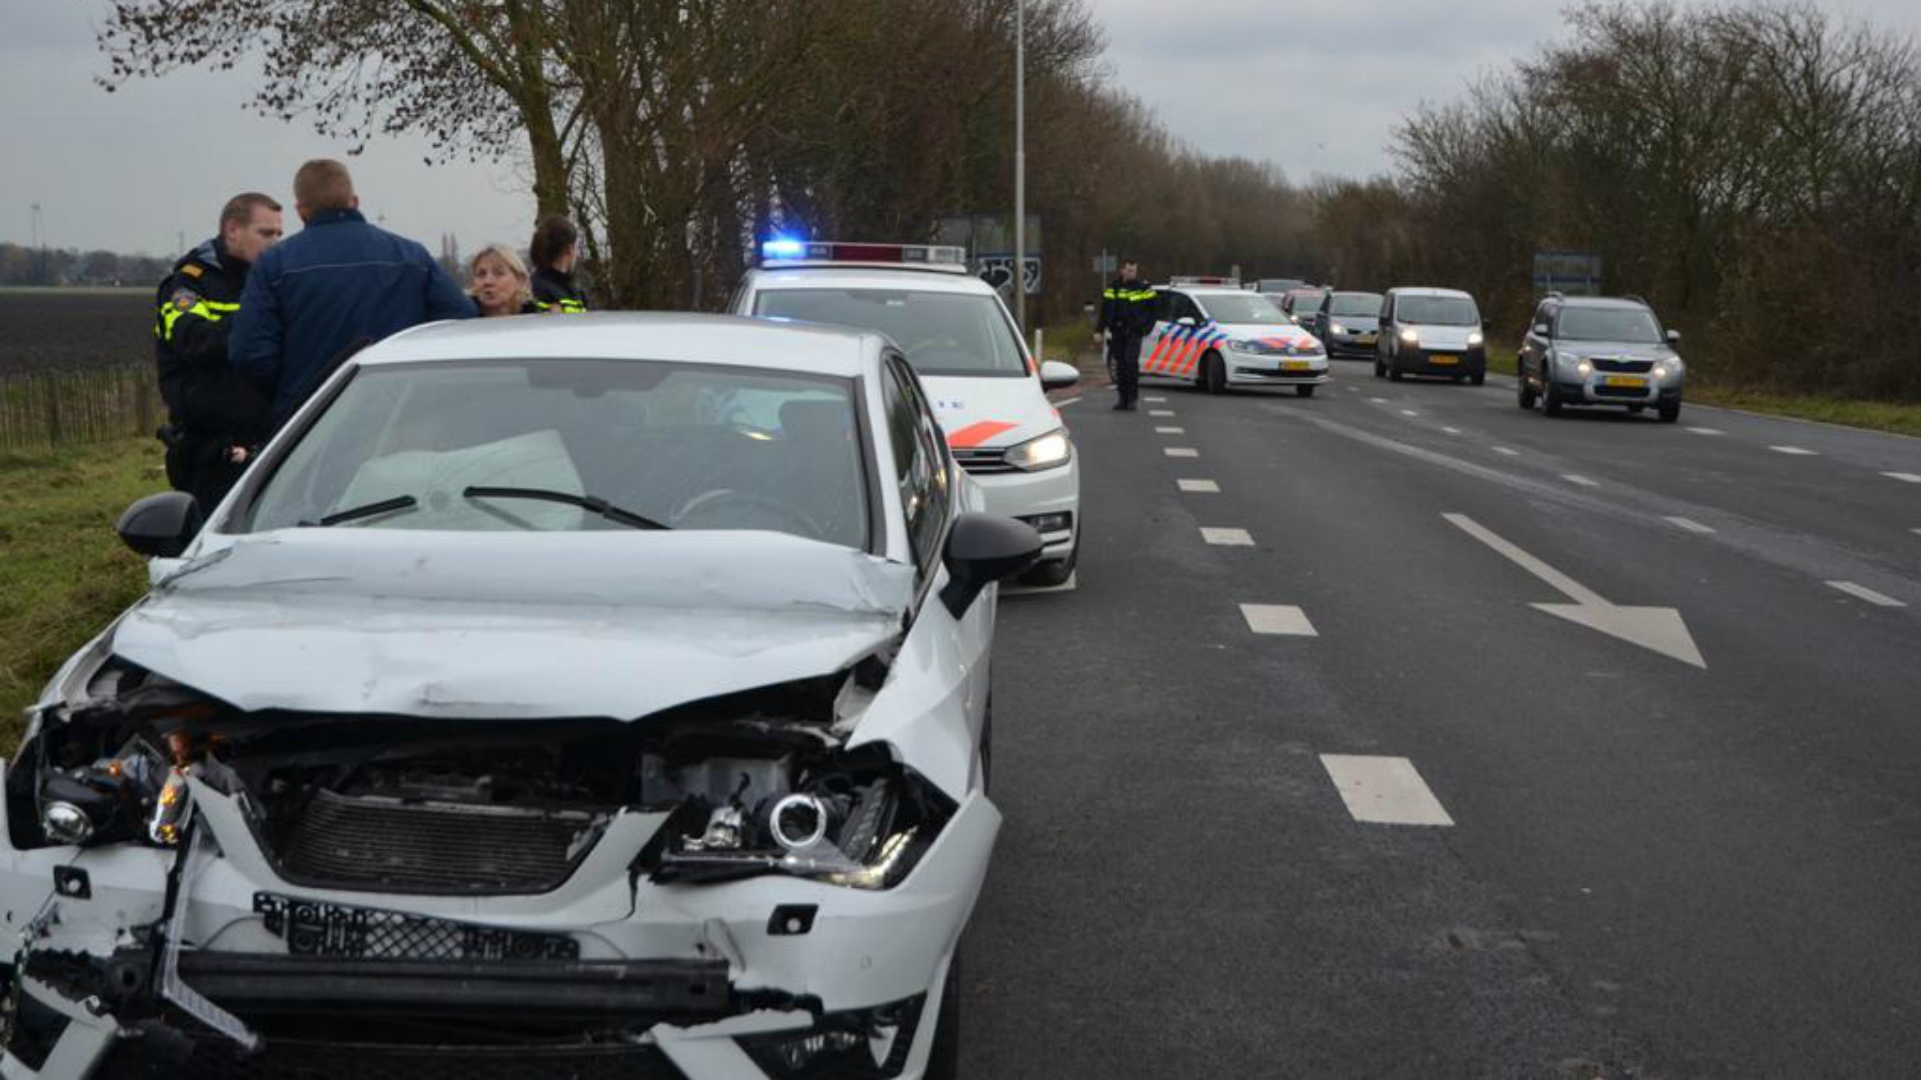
(1826, 581), (1905, 608)
(1664, 516), (1716, 534)
(1443, 513), (1706, 667)
(1687, 427), (1724, 435)
(1884, 472), (1921, 484)
(1769, 445), (1818, 455)
(1239, 604), (1317, 636)
(1177, 479), (1220, 493)
(1320, 755), (1454, 827)
(1201, 527), (1254, 546)
(1155, 426), (1185, 434)
(1148, 409), (1175, 417)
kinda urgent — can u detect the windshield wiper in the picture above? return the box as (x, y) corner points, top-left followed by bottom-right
(464, 486), (670, 530)
(303, 495), (418, 527)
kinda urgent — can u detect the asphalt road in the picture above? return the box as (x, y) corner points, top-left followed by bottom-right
(964, 361), (1921, 1078)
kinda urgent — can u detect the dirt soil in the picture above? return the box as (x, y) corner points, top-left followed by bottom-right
(0, 289), (153, 376)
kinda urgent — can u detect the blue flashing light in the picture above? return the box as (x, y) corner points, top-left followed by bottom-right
(761, 237), (806, 259)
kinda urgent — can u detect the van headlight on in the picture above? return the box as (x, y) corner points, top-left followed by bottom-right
(1467, 330), (1484, 347)
(1399, 328), (1419, 345)
(1004, 429), (1072, 472)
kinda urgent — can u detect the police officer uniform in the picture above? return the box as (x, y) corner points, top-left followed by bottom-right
(1096, 274), (1159, 410)
(531, 266), (589, 313)
(154, 238), (270, 510)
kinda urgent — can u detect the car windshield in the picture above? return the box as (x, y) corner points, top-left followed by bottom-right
(1557, 306), (1663, 342)
(754, 287), (1027, 377)
(244, 358), (870, 549)
(1328, 292), (1383, 317)
(1397, 295), (1480, 326)
(1287, 291), (1327, 314)
(1198, 293), (1288, 323)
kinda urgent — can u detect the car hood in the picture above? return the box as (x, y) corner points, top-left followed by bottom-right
(107, 529), (914, 720)
(1556, 340), (1675, 360)
(1406, 324), (1480, 349)
(1216, 320), (1317, 342)
(920, 373), (1061, 450)
(1326, 315), (1380, 330)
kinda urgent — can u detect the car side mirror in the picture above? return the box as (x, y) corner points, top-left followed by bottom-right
(117, 491), (203, 558)
(1666, 329), (1682, 344)
(1482, 317), (1493, 330)
(1040, 360), (1080, 390)
(1533, 323), (1550, 337)
(1176, 317), (1197, 327)
(939, 513), (1042, 618)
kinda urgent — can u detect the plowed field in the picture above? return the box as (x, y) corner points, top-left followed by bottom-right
(0, 289), (152, 375)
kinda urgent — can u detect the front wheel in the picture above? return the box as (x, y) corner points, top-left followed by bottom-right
(1201, 351), (1227, 394)
(1295, 384), (1316, 398)
(1518, 374), (1537, 409)
(1020, 543), (1077, 587)
(1373, 357), (1385, 378)
(1470, 371), (1486, 387)
(1543, 382), (1564, 416)
(1658, 399), (1682, 423)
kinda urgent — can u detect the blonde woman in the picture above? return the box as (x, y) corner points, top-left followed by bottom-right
(469, 244), (538, 316)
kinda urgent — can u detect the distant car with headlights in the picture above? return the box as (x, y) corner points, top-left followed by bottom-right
(1138, 280), (1330, 396)
(1, 313), (1039, 1079)
(1375, 287), (1489, 384)
(1280, 288), (1328, 327)
(1305, 290), (1384, 358)
(1518, 294), (1686, 422)
(736, 241), (1081, 587)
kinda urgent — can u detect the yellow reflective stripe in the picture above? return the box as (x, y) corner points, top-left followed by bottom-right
(559, 299), (587, 313)
(158, 300), (232, 342)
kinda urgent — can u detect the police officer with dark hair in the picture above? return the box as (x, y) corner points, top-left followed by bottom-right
(155, 192), (282, 510)
(528, 215), (589, 313)
(1095, 258), (1157, 410)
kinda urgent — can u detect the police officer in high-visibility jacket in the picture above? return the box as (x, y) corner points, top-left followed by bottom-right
(529, 214), (590, 313)
(154, 192), (282, 510)
(1095, 259), (1157, 411)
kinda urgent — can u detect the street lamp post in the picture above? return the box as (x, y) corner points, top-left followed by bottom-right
(1013, 0), (1026, 336)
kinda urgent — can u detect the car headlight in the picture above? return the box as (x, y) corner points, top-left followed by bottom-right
(1330, 323), (1347, 335)
(1289, 340), (1325, 357)
(1467, 330), (1484, 347)
(35, 737), (179, 848)
(1654, 358), (1682, 379)
(1576, 358), (1593, 377)
(1003, 429), (1072, 472)
(1230, 339), (1277, 355)
(1399, 328), (1419, 344)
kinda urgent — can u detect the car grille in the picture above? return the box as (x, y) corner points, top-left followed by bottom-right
(1236, 367), (1319, 379)
(97, 1037), (685, 1080)
(275, 789), (601, 894)
(953, 447), (1016, 474)
(254, 893), (581, 961)
(1592, 357), (1654, 374)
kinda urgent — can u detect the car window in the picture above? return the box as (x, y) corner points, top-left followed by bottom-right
(881, 359), (950, 570)
(244, 359), (870, 550)
(1195, 293), (1286, 323)
(753, 287), (1026, 378)
(1170, 293), (1205, 322)
(1532, 303), (1555, 334)
(1555, 307), (1663, 343)
(1286, 291), (1327, 315)
(1327, 293), (1383, 317)
(1396, 295), (1480, 326)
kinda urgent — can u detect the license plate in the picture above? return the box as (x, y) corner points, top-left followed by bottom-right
(1430, 355), (1459, 366)
(1603, 375), (1648, 388)
(1281, 360), (1312, 371)
(1356, 333), (1377, 343)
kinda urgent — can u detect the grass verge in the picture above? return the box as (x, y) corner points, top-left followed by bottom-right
(0, 438), (162, 752)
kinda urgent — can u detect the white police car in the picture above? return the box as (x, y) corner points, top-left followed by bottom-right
(2, 314), (1035, 1078)
(735, 241), (1082, 586)
(1139, 278), (1330, 396)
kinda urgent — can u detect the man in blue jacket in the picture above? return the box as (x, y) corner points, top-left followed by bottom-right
(230, 159), (476, 425)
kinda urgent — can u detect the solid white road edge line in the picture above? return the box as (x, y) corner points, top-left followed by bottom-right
(1200, 527), (1255, 546)
(1177, 479), (1220, 493)
(1320, 755), (1454, 827)
(1665, 516), (1716, 534)
(1825, 581), (1906, 608)
(1165, 447), (1199, 458)
(1442, 512), (1706, 667)
(1239, 604), (1318, 637)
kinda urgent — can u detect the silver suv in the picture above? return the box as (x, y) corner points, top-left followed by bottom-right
(1517, 295), (1685, 423)
(1376, 287), (1488, 384)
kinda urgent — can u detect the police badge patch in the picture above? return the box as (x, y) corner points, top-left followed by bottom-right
(171, 289), (200, 313)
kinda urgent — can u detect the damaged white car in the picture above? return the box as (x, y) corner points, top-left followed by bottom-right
(0, 314), (1039, 1078)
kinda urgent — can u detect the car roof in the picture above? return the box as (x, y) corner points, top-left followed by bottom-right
(360, 311), (882, 378)
(742, 265), (998, 297)
(1387, 287), (1474, 299)
(1553, 296), (1651, 310)
(1175, 285), (1265, 298)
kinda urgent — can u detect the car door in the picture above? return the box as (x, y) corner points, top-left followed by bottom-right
(1522, 301), (1555, 381)
(1141, 291), (1203, 379)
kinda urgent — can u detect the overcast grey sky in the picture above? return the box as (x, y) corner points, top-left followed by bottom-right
(3, 1), (1918, 256)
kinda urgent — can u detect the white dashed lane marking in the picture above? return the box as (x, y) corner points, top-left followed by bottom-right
(1687, 427), (1724, 436)
(1492, 446), (1520, 456)
(1052, 396), (1081, 407)
(1368, 397), (1389, 404)
(1665, 516), (1716, 534)
(1239, 604), (1317, 636)
(1155, 426), (1184, 434)
(1144, 396), (1167, 403)
(1400, 409), (1419, 417)
(1826, 581), (1906, 608)
(1165, 447), (1199, 458)
(1885, 472), (1921, 484)
(1442, 426), (1461, 435)
(1148, 409), (1175, 417)
(1563, 474), (1599, 487)
(1320, 755), (1455, 827)
(1770, 446), (1818, 455)
(1200, 527), (1255, 546)
(1177, 479), (1220, 493)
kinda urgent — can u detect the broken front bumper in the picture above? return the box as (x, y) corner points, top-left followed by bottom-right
(0, 762), (1000, 1079)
